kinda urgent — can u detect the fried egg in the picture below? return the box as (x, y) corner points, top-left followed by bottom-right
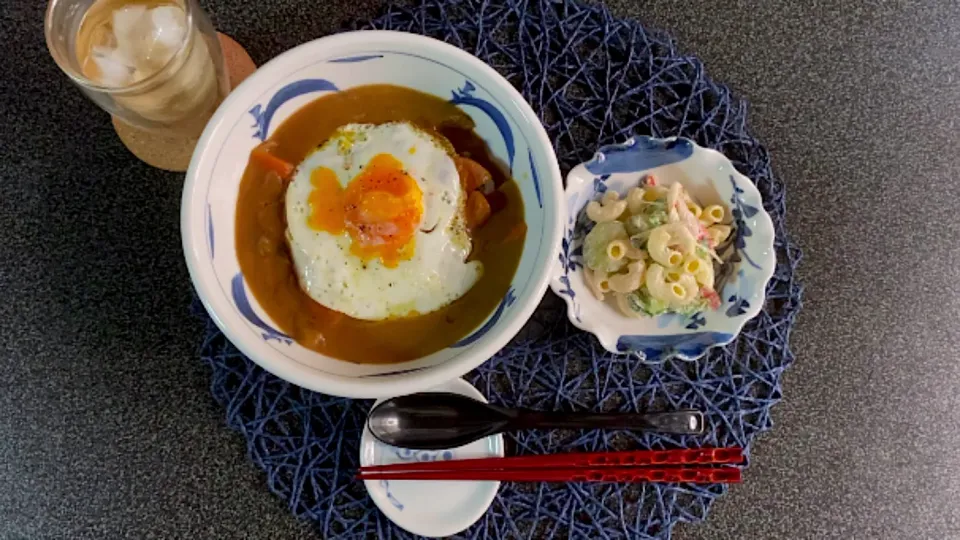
(285, 122), (482, 321)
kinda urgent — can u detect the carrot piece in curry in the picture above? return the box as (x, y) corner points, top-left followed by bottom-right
(502, 222), (527, 244)
(454, 156), (493, 192)
(251, 146), (295, 179)
(465, 190), (492, 229)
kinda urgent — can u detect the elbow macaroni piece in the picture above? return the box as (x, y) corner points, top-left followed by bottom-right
(612, 236), (646, 261)
(666, 182), (683, 210)
(626, 187), (646, 214)
(624, 241), (645, 260)
(646, 223), (696, 267)
(700, 204), (725, 225)
(608, 260), (645, 293)
(583, 267), (611, 300)
(682, 256), (703, 276)
(645, 263), (699, 307)
(641, 185), (668, 202)
(601, 190), (620, 205)
(683, 254), (715, 287)
(696, 261), (714, 288)
(585, 197), (627, 223)
(583, 221), (628, 272)
(675, 199), (701, 235)
(706, 224), (733, 245)
(667, 207), (680, 224)
(615, 292), (644, 318)
(606, 239), (628, 261)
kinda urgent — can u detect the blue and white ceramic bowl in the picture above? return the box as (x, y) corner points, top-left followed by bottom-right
(182, 31), (563, 398)
(549, 137), (776, 362)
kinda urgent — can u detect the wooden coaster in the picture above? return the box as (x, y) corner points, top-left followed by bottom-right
(113, 32), (257, 172)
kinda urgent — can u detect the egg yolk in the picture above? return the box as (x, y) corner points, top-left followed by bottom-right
(307, 153), (424, 267)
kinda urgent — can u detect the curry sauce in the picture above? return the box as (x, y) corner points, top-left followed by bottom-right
(235, 85), (526, 364)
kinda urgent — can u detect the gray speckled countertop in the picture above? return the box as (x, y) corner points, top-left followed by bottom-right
(3, 1), (960, 539)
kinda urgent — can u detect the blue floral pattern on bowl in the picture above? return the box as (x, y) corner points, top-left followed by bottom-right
(248, 79), (339, 141)
(451, 288), (517, 347)
(184, 36), (563, 394)
(230, 273), (291, 344)
(549, 136), (777, 362)
(450, 80), (516, 169)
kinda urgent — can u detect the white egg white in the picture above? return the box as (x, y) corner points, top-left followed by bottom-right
(285, 122), (482, 321)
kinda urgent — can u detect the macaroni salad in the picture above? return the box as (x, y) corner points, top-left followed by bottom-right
(581, 175), (733, 317)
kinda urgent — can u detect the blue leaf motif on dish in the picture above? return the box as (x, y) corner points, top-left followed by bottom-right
(327, 54), (384, 63)
(559, 231), (582, 274)
(593, 174), (610, 194)
(392, 448), (456, 462)
(379, 479), (404, 511)
(729, 174), (762, 270)
(656, 311), (706, 330)
(725, 296), (751, 317)
(584, 136), (694, 175)
(450, 80), (515, 168)
(685, 312), (707, 330)
(230, 273), (292, 344)
(617, 331), (733, 362)
(557, 218), (582, 322)
(725, 269), (752, 317)
(249, 79), (339, 141)
(527, 148), (543, 208)
(205, 203), (215, 259)
(379, 447), (456, 511)
(450, 288), (517, 347)
(572, 194), (596, 240)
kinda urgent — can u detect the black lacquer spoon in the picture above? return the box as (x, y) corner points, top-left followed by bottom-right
(367, 392), (704, 450)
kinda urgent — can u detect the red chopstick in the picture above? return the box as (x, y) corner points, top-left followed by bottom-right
(356, 447), (743, 484)
(358, 465), (741, 484)
(359, 447), (743, 473)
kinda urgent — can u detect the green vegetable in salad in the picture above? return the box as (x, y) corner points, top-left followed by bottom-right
(674, 299), (708, 316)
(623, 288), (707, 317)
(583, 221), (628, 272)
(625, 288), (670, 316)
(624, 201), (667, 235)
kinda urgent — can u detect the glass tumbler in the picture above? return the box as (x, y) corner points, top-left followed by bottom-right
(45, 0), (229, 139)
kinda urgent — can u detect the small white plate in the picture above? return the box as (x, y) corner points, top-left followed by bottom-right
(360, 378), (504, 538)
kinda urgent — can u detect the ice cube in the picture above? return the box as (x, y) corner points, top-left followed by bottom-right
(150, 6), (187, 51)
(112, 5), (151, 71)
(111, 4), (188, 78)
(91, 45), (135, 87)
(111, 4), (148, 50)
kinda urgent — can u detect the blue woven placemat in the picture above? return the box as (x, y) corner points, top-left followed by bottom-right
(195, 1), (803, 538)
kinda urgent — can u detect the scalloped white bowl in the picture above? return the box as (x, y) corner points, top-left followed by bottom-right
(549, 137), (776, 362)
(182, 31), (563, 398)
